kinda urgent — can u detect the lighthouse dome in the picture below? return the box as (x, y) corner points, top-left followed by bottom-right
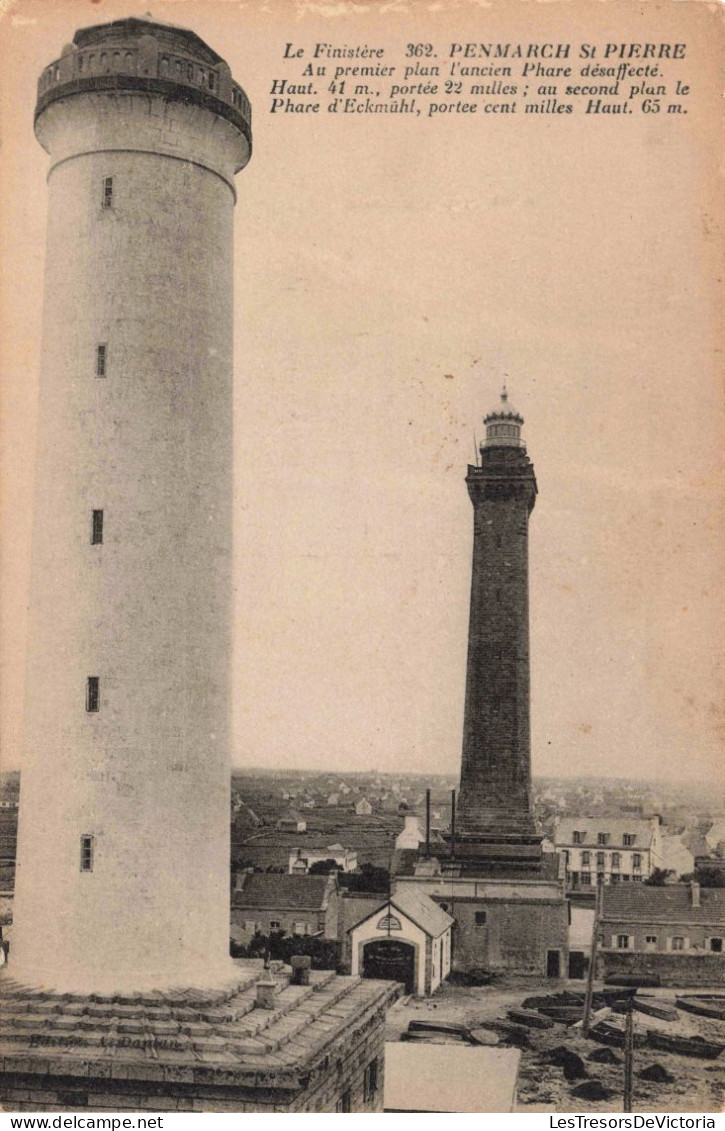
(482, 385), (524, 448)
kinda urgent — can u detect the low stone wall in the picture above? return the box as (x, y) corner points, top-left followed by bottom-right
(600, 949), (725, 987)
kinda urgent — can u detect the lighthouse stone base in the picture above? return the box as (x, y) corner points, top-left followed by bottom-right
(0, 961), (397, 1113)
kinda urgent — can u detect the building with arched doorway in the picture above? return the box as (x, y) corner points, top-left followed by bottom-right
(348, 887), (453, 997)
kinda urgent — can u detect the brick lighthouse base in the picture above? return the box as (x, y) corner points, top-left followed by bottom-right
(393, 858), (569, 979)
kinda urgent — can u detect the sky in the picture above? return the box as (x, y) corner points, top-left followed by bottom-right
(0, 0), (723, 784)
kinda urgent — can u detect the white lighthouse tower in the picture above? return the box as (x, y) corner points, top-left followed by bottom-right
(11, 18), (251, 994)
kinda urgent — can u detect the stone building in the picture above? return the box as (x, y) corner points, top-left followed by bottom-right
(597, 882), (725, 987)
(554, 816), (663, 889)
(231, 873), (340, 944)
(395, 869), (568, 978)
(347, 887), (454, 996)
(288, 844), (359, 874)
(394, 391), (569, 978)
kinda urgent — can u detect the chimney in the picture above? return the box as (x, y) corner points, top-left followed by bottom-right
(690, 881), (700, 908)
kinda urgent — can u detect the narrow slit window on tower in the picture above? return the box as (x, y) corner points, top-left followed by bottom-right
(101, 176), (113, 209)
(91, 509), (104, 544)
(96, 343), (107, 378)
(80, 834), (94, 872)
(86, 676), (100, 713)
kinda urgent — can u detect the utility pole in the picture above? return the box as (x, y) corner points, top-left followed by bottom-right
(582, 881), (602, 1037)
(623, 1003), (635, 1112)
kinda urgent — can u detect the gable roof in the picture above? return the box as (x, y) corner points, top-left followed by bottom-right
(351, 887), (453, 939)
(233, 873), (335, 912)
(391, 887), (454, 938)
(600, 884), (725, 925)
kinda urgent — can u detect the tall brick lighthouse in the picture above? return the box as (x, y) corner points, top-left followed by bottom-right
(392, 389), (569, 979)
(11, 18), (252, 995)
(455, 387), (542, 870)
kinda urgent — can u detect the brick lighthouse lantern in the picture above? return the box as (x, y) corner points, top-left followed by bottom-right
(11, 18), (252, 994)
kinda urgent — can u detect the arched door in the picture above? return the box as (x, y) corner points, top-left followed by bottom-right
(362, 938), (416, 993)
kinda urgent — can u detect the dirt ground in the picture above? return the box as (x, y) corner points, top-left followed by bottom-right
(385, 980), (725, 1113)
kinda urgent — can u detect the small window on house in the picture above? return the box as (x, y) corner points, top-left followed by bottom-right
(269, 920), (281, 931)
(86, 676), (100, 712)
(597, 833), (609, 845)
(633, 854), (642, 870)
(101, 176), (113, 210)
(671, 936), (686, 951)
(572, 831), (583, 844)
(91, 509), (104, 545)
(581, 871), (591, 885)
(616, 935), (631, 950)
(596, 872), (605, 885)
(336, 1090), (352, 1113)
(710, 938), (723, 953)
(80, 834), (94, 872)
(631, 874), (642, 882)
(581, 851), (591, 866)
(96, 343), (107, 377)
(623, 833), (636, 846)
(611, 853), (621, 869)
(208, 72), (215, 90)
(293, 921), (307, 936)
(596, 852), (605, 867)
(474, 911), (487, 926)
(645, 935), (658, 950)
(363, 1057), (379, 1101)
